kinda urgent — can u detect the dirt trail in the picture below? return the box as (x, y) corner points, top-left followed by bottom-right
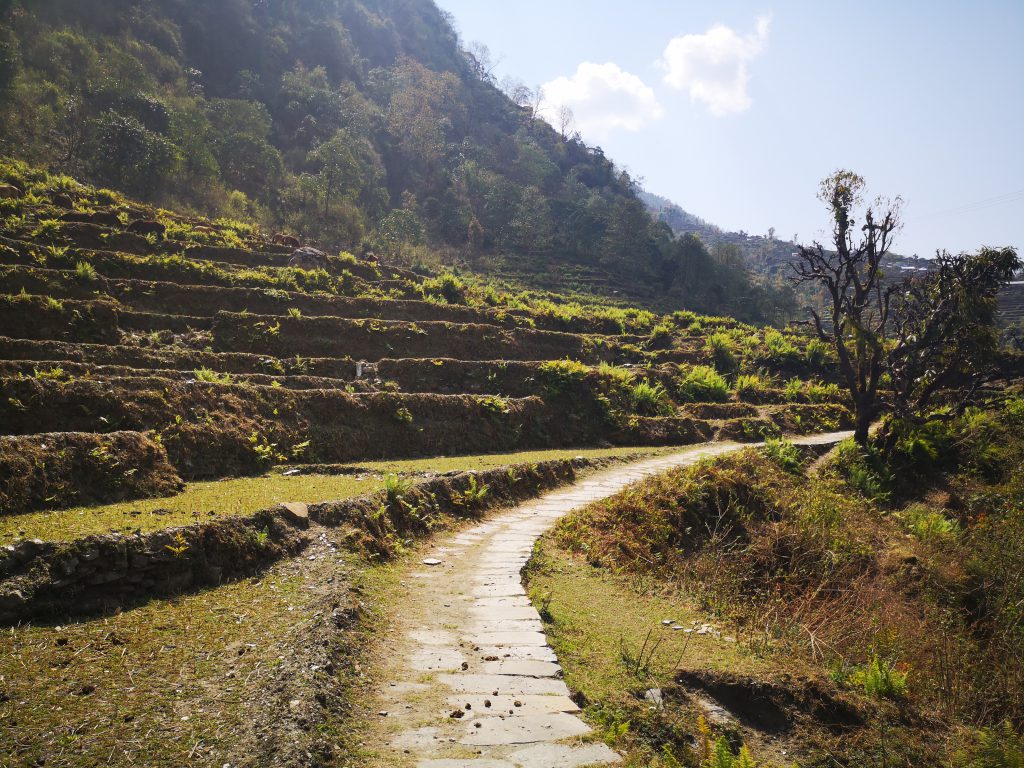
(358, 432), (852, 768)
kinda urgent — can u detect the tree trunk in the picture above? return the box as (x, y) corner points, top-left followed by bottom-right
(854, 403), (873, 446)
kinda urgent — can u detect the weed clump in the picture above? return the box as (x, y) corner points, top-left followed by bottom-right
(676, 365), (729, 403)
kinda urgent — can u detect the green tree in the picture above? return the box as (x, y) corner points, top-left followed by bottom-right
(373, 208), (425, 260)
(885, 246), (1020, 436)
(88, 110), (180, 196)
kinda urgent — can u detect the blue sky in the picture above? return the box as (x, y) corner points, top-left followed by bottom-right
(435, 0), (1024, 257)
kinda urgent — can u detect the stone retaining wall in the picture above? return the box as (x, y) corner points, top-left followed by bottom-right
(0, 458), (588, 624)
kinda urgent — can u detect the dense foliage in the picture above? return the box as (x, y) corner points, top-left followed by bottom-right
(0, 0), (792, 320)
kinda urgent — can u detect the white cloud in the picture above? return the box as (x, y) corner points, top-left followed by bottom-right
(541, 62), (663, 140)
(659, 16), (771, 117)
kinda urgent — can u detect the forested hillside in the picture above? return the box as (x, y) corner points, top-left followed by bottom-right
(0, 0), (793, 321)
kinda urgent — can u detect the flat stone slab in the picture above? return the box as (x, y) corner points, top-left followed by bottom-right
(439, 674), (570, 696)
(470, 631), (549, 647)
(472, 596), (533, 608)
(418, 760), (514, 768)
(390, 726), (441, 751)
(474, 645), (558, 662)
(460, 713), (591, 746)
(409, 647), (467, 672)
(446, 694), (580, 715)
(469, 584), (527, 598)
(410, 629), (458, 646)
(481, 659), (561, 678)
(508, 742), (623, 767)
(473, 619), (545, 633)
(469, 605), (539, 622)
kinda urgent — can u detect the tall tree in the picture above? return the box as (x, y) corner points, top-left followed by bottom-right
(792, 170), (1020, 446)
(790, 170), (902, 445)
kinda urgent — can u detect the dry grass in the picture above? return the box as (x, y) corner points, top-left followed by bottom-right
(0, 550), (328, 767)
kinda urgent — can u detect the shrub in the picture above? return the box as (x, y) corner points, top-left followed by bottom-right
(734, 373), (769, 400)
(783, 377), (804, 402)
(384, 473), (412, 502)
(74, 260), (98, 282)
(647, 322), (675, 349)
(539, 358), (590, 393)
(596, 361), (635, 386)
(831, 439), (892, 502)
(703, 736), (760, 768)
(805, 338), (832, 366)
(855, 656), (909, 699)
(455, 474), (489, 506)
(421, 271), (468, 305)
(706, 332), (738, 372)
(629, 379), (672, 416)
(193, 367), (232, 384)
(762, 328), (798, 361)
(676, 365), (729, 403)
(763, 437), (803, 473)
(672, 309), (699, 328)
(960, 722), (1024, 768)
(806, 380), (841, 403)
(900, 503), (959, 543)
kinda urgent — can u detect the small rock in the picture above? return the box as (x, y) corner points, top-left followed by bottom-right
(460, 662), (469, 671)
(644, 688), (664, 708)
(422, 558), (443, 566)
(449, 709), (465, 718)
(280, 501), (309, 522)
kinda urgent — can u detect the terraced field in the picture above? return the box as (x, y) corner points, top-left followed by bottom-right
(0, 164), (853, 766)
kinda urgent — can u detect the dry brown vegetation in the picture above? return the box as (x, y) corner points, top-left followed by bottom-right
(543, 405), (1024, 766)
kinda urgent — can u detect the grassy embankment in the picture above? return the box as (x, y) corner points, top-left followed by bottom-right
(527, 405), (1024, 767)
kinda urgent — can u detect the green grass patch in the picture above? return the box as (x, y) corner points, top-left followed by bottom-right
(1, 446), (671, 542)
(526, 541), (763, 766)
(349, 445), (672, 476)
(0, 473), (378, 541)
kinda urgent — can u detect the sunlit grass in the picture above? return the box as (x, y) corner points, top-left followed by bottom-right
(0, 474), (377, 541)
(0, 445), (671, 542)
(351, 444), (672, 475)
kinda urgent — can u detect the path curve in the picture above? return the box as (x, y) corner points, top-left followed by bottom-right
(363, 432), (852, 767)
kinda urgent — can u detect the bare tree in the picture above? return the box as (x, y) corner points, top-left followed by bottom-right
(464, 41), (499, 83)
(792, 170), (1020, 448)
(556, 104), (575, 139)
(790, 170), (902, 445)
(500, 76), (532, 109)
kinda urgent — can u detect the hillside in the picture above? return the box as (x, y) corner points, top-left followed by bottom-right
(0, 159), (853, 766)
(642, 190), (936, 288)
(0, 0), (792, 321)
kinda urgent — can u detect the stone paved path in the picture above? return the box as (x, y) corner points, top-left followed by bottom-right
(362, 432), (852, 767)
